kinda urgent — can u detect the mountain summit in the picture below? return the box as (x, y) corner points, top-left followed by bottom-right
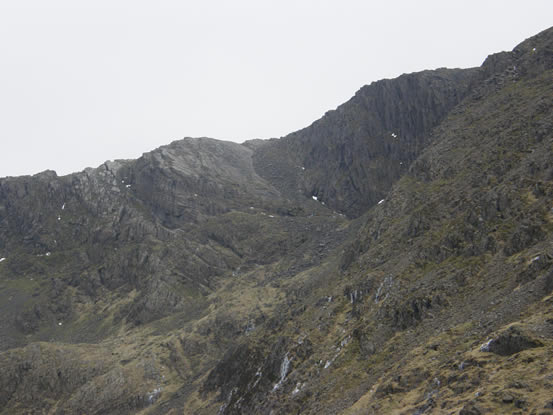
(1, 27), (553, 414)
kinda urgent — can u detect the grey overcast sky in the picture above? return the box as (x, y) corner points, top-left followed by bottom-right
(1, 1), (552, 177)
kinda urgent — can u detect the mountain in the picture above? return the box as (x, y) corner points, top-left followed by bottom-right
(0, 26), (552, 414)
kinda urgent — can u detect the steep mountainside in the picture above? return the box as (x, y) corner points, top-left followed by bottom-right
(1, 27), (553, 415)
(252, 67), (478, 217)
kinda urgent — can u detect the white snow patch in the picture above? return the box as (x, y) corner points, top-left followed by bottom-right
(533, 47), (536, 52)
(324, 360), (332, 369)
(312, 195), (318, 201)
(0, 258), (6, 263)
(391, 133), (397, 138)
(301, 167), (305, 170)
(532, 255), (540, 262)
(147, 387), (162, 404)
(272, 353), (291, 391)
(375, 276), (393, 304)
(45, 252), (51, 257)
(252, 368), (263, 389)
(249, 206), (254, 210)
(292, 382), (303, 395)
(378, 199), (385, 205)
(340, 336), (351, 348)
(58, 322), (62, 326)
(61, 203), (65, 210)
(57, 216), (61, 221)
(480, 339), (493, 352)
(269, 215), (275, 218)
(125, 184), (131, 188)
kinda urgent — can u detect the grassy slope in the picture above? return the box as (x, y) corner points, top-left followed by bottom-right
(265, 65), (553, 414)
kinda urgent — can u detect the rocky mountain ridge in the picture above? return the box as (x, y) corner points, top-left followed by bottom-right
(0, 26), (552, 414)
(252, 67), (478, 217)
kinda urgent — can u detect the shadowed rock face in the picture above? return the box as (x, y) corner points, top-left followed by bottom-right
(252, 67), (479, 217)
(0, 26), (553, 415)
(482, 326), (543, 356)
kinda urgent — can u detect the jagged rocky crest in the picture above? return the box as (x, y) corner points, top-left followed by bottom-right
(0, 26), (553, 414)
(252, 67), (478, 217)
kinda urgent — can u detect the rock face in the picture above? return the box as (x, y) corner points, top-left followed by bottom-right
(0, 26), (553, 415)
(252, 67), (478, 217)
(124, 138), (281, 226)
(480, 326), (543, 356)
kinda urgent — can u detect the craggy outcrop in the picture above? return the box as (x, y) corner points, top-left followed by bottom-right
(252, 67), (478, 217)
